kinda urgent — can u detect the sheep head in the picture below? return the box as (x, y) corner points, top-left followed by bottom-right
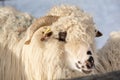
(25, 5), (102, 74)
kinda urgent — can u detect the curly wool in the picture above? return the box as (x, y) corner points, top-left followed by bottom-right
(0, 7), (34, 80)
(48, 5), (96, 45)
(95, 31), (120, 74)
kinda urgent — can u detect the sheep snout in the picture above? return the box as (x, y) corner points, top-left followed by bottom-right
(86, 56), (94, 69)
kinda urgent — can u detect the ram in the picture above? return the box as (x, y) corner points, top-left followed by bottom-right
(0, 5), (102, 80)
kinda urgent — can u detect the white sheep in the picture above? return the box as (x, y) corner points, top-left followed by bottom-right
(95, 31), (120, 74)
(0, 7), (34, 80)
(0, 5), (102, 80)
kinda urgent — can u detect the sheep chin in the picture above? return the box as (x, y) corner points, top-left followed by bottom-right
(82, 69), (92, 74)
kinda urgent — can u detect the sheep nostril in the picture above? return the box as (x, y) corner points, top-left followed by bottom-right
(87, 65), (91, 69)
(86, 62), (92, 69)
(78, 61), (81, 64)
(82, 66), (85, 68)
(87, 51), (92, 55)
(88, 56), (94, 64)
(75, 63), (81, 69)
(86, 56), (94, 69)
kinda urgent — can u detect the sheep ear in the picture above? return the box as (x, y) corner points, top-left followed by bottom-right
(24, 15), (59, 45)
(95, 30), (103, 37)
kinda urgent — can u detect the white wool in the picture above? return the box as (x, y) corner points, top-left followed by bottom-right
(0, 5), (99, 80)
(0, 7), (33, 80)
(95, 31), (120, 74)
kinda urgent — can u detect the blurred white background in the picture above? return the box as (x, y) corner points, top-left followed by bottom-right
(0, 0), (120, 48)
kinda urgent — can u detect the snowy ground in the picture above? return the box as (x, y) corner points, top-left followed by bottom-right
(0, 0), (120, 48)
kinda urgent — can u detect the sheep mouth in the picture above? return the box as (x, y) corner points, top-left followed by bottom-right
(75, 63), (81, 69)
(82, 69), (92, 74)
(75, 63), (92, 74)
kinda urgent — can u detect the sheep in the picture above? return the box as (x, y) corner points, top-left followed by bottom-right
(0, 7), (34, 80)
(24, 5), (103, 79)
(0, 5), (102, 80)
(95, 31), (120, 74)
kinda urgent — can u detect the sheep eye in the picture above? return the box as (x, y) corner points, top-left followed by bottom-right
(58, 31), (67, 42)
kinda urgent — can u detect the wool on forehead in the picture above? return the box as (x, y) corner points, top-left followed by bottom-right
(47, 5), (96, 44)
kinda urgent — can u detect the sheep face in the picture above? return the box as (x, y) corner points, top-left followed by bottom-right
(64, 28), (102, 74)
(62, 28), (102, 74)
(55, 29), (97, 74)
(64, 40), (95, 74)
(48, 17), (100, 74)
